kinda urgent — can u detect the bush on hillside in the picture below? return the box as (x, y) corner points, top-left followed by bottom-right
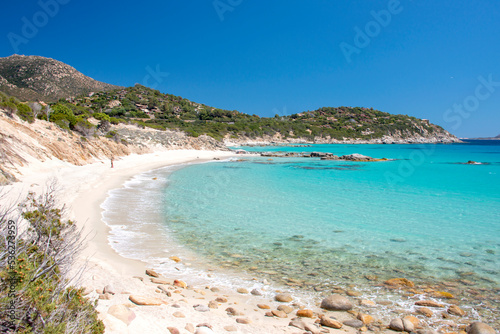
(0, 187), (105, 333)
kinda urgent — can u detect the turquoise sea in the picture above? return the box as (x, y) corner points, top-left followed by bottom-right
(102, 141), (499, 327)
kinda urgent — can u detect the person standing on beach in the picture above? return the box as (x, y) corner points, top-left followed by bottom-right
(110, 156), (114, 168)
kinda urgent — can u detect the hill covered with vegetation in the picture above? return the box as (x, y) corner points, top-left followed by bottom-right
(62, 84), (457, 143)
(0, 55), (120, 102)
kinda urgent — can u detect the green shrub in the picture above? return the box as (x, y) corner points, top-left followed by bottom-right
(0, 189), (105, 333)
(93, 112), (110, 122)
(16, 103), (34, 123)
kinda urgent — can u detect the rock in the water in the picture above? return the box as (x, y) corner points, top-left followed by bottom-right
(193, 304), (210, 312)
(360, 299), (376, 307)
(357, 313), (374, 325)
(129, 295), (164, 306)
(146, 269), (159, 277)
(389, 318), (405, 331)
(389, 317), (415, 332)
(272, 310), (287, 318)
(417, 307), (434, 317)
(250, 288), (263, 296)
(320, 294), (353, 311)
(384, 278), (415, 288)
(320, 316), (343, 329)
(415, 300), (444, 308)
(108, 304), (136, 325)
(403, 315), (420, 328)
(467, 322), (496, 334)
(448, 305), (466, 316)
(296, 309), (314, 318)
(346, 290), (361, 297)
(275, 293), (293, 302)
(340, 153), (374, 161)
(343, 319), (364, 329)
(402, 318), (415, 332)
(169, 256), (181, 263)
(236, 318), (251, 324)
(277, 305), (293, 314)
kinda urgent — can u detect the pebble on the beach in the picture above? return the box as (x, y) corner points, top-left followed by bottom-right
(215, 297), (227, 303)
(173, 280), (187, 288)
(208, 300), (218, 309)
(167, 327), (180, 334)
(343, 319), (364, 329)
(225, 307), (244, 316)
(236, 318), (252, 324)
(151, 278), (169, 284)
(128, 295), (165, 306)
(185, 323), (195, 333)
(320, 294), (353, 311)
(237, 288), (249, 294)
(296, 309), (314, 317)
(194, 326), (215, 334)
(145, 269), (160, 278)
(320, 316), (343, 329)
(271, 310), (287, 318)
(173, 311), (185, 318)
(224, 325), (238, 331)
(277, 305), (294, 314)
(250, 288), (262, 296)
(107, 304), (136, 325)
(275, 293), (293, 302)
(193, 304), (210, 312)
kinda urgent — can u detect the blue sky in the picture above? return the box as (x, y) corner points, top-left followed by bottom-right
(1, 0), (499, 137)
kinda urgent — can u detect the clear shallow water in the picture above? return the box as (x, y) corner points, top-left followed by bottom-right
(102, 141), (500, 328)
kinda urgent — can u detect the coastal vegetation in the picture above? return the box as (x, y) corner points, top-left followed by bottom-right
(1, 83), (452, 143)
(0, 188), (104, 333)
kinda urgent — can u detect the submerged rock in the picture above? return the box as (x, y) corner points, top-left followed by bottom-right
(467, 322), (496, 334)
(384, 277), (415, 288)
